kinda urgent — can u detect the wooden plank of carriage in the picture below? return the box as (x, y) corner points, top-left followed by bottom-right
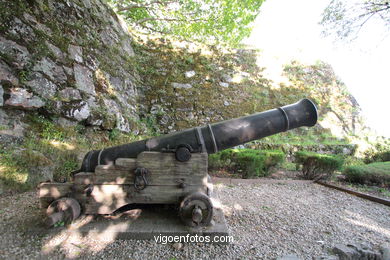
(74, 169), (207, 186)
(136, 152), (208, 177)
(38, 183), (73, 208)
(84, 184), (207, 214)
(73, 153), (208, 186)
(40, 152), (210, 214)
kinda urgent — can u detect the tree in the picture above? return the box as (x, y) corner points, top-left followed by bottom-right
(320, 0), (390, 40)
(107, 0), (264, 46)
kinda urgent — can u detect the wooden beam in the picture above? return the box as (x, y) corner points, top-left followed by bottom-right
(316, 181), (390, 207)
(38, 183), (72, 208)
(84, 184), (207, 214)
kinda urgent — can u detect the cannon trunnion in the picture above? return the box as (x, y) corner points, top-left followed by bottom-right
(38, 99), (318, 227)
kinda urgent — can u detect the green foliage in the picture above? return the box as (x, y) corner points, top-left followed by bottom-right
(54, 221), (65, 227)
(0, 149), (31, 192)
(363, 138), (390, 163)
(373, 151), (390, 162)
(341, 156), (365, 171)
(344, 162), (390, 186)
(18, 70), (30, 84)
(28, 115), (65, 141)
(109, 128), (122, 141)
(321, 0), (390, 41)
(108, 0), (264, 46)
(280, 161), (298, 171)
(55, 157), (79, 181)
(139, 115), (160, 136)
(0, 114), (154, 192)
(209, 149), (285, 178)
(295, 151), (344, 180)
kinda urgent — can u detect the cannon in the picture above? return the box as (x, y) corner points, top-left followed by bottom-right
(38, 99), (317, 227)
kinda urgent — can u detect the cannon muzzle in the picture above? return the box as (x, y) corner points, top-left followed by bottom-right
(80, 99), (317, 172)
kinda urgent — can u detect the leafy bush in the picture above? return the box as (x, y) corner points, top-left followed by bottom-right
(208, 153), (226, 169)
(295, 151), (344, 180)
(344, 162), (390, 186)
(340, 156), (365, 172)
(370, 151), (390, 163)
(208, 149), (285, 178)
(363, 138), (390, 163)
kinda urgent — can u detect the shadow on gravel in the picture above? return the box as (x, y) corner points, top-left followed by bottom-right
(4, 181), (390, 259)
(24, 193), (228, 258)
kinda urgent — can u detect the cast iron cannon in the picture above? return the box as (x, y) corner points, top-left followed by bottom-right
(38, 99), (318, 227)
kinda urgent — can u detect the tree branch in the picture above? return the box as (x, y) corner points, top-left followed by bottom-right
(137, 17), (208, 24)
(117, 1), (176, 12)
(139, 24), (170, 35)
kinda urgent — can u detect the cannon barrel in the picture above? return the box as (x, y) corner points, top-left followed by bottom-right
(80, 98), (317, 172)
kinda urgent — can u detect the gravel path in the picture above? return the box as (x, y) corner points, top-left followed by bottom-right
(1, 179), (390, 259)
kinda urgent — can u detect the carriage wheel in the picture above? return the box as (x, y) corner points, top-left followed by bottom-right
(46, 197), (81, 227)
(179, 192), (213, 227)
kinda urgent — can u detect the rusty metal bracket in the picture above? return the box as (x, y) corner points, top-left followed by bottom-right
(134, 167), (149, 191)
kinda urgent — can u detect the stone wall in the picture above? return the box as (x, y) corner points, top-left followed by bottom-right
(0, 0), (140, 138)
(133, 36), (274, 134)
(0, 0), (362, 147)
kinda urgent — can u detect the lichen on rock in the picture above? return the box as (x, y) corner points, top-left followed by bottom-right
(68, 44), (83, 63)
(24, 73), (57, 99)
(33, 58), (67, 84)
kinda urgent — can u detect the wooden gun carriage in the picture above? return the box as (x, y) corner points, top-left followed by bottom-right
(38, 99), (317, 227)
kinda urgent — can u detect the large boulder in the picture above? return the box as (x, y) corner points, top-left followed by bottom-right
(6, 17), (35, 44)
(58, 88), (82, 102)
(74, 64), (96, 95)
(172, 82), (192, 89)
(0, 61), (19, 86)
(63, 101), (91, 121)
(0, 85), (3, 106)
(68, 44), (83, 63)
(24, 72), (58, 99)
(4, 88), (45, 109)
(33, 58), (67, 84)
(0, 36), (31, 69)
(45, 41), (64, 61)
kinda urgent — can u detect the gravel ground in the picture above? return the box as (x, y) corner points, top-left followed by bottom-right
(1, 179), (390, 259)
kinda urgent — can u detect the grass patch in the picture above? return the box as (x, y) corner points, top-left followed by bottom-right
(1, 115), (153, 192)
(343, 161), (390, 187)
(0, 149), (31, 192)
(344, 183), (390, 198)
(209, 148), (285, 178)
